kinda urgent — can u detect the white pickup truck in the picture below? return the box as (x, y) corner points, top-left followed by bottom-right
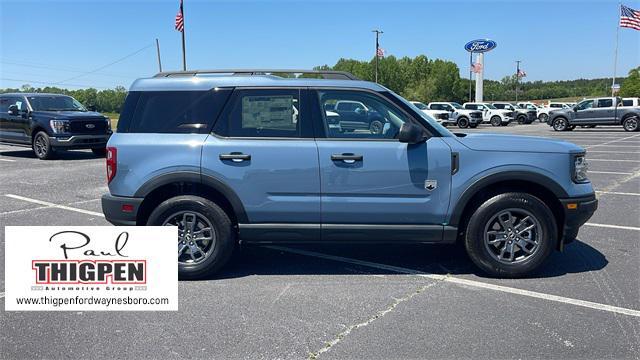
(463, 102), (513, 126)
(537, 102), (573, 122)
(426, 102), (484, 128)
(410, 101), (450, 124)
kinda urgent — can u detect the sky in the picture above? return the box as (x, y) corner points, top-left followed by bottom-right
(0, 0), (639, 90)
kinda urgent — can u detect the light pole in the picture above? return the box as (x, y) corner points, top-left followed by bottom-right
(372, 29), (383, 83)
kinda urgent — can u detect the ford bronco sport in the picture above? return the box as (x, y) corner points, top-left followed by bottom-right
(101, 69), (597, 279)
(0, 93), (112, 159)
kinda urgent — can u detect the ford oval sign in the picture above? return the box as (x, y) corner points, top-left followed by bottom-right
(464, 39), (497, 53)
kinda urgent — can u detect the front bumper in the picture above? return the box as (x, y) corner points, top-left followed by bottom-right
(50, 134), (111, 149)
(558, 194), (598, 249)
(101, 193), (144, 226)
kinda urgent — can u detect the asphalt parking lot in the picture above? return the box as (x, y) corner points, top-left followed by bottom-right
(1, 122), (639, 359)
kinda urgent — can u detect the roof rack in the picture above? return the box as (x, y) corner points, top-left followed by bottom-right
(153, 69), (359, 80)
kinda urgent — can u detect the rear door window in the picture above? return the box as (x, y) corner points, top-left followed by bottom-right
(597, 99), (613, 108)
(214, 88), (309, 138)
(126, 90), (231, 133)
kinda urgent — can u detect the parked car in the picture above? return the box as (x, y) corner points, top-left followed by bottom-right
(410, 101), (450, 124)
(463, 102), (513, 126)
(0, 93), (112, 159)
(537, 102), (573, 122)
(427, 102), (483, 128)
(102, 69), (597, 279)
(492, 102), (536, 124)
(325, 100), (386, 134)
(548, 97), (640, 132)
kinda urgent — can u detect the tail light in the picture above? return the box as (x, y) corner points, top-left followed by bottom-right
(106, 147), (117, 183)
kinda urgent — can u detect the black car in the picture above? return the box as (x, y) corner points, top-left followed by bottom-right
(0, 93), (112, 159)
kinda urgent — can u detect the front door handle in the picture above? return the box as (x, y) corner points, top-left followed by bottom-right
(220, 152), (251, 162)
(331, 153), (363, 164)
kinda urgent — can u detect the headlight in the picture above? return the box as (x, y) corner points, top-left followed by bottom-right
(49, 120), (69, 134)
(573, 154), (589, 183)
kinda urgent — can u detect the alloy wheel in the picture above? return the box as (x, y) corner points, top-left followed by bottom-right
(34, 135), (47, 158)
(624, 117), (638, 132)
(483, 208), (542, 264)
(163, 211), (217, 264)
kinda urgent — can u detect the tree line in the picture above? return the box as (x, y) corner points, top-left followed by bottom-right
(1, 57), (638, 113)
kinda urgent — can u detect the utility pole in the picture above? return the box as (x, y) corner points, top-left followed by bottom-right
(372, 29), (383, 83)
(515, 60), (521, 102)
(155, 38), (163, 73)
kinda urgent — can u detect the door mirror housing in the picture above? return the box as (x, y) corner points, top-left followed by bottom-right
(87, 105), (97, 111)
(398, 123), (425, 144)
(8, 105), (18, 115)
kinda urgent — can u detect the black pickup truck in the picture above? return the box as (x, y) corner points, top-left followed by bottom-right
(0, 93), (112, 159)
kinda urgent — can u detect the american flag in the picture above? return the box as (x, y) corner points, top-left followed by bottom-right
(376, 47), (385, 58)
(517, 69), (527, 78)
(620, 4), (640, 30)
(471, 62), (482, 73)
(175, 0), (184, 32)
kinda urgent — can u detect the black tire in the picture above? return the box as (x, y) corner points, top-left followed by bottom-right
(469, 123), (478, 128)
(552, 117), (568, 131)
(539, 113), (548, 123)
(92, 147), (107, 157)
(622, 116), (639, 132)
(369, 120), (384, 134)
(464, 192), (557, 278)
(147, 195), (236, 279)
(517, 115), (526, 124)
(490, 116), (501, 127)
(567, 125), (575, 131)
(32, 131), (56, 160)
(457, 117), (469, 129)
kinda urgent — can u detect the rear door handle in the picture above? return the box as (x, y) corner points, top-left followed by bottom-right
(220, 152), (251, 162)
(331, 153), (363, 164)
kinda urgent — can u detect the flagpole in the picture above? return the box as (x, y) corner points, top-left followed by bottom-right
(181, 0), (187, 71)
(156, 38), (163, 73)
(515, 60), (521, 102)
(468, 52), (473, 102)
(372, 29), (383, 83)
(611, 3), (621, 96)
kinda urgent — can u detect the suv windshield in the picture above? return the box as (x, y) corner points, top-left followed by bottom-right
(413, 102), (428, 110)
(27, 96), (87, 112)
(450, 102), (463, 109)
(483, 103), (497, 109)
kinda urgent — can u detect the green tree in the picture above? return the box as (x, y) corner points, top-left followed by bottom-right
(620, 67), (640, 97)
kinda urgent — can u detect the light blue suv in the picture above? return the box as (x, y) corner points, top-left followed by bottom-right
(101, 70), (597, 278)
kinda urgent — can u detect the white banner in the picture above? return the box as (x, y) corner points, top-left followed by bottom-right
(5, 226), (178, 311)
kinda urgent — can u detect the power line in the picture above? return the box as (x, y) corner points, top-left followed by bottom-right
(0, 60), (138, 78)
(0, 77), (116, 90)
(51, 43), (154, 85)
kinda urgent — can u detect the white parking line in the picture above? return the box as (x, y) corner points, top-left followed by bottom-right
(0, 292), (4, 299)
(585, 133), (640, 149)
(587, 159), (640, 162)
(588, 145), (640, 148)
(589, 171), (633, 175)
(265, 246), (640, 317)
(0, 158), (16, 162)
(5, 194), (104, 217)
(596, 190), (640, 196)
(587, 151), (640, 154)
(584, 223), (640, 231)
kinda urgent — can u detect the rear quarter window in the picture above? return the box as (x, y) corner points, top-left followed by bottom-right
(121, 90), (231, 134)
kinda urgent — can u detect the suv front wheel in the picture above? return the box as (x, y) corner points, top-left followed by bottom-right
(32, 131), (56, 160)
(147, 195), (236, 279)
(464, 192), (557, 277)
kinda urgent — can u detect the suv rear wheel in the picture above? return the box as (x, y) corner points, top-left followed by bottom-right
(32, 131), (56, 160)
(464, 192), (557, 277)
(147, 195), (236, 279)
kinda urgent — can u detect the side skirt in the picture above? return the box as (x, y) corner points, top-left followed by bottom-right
(238, 223), (458, 244)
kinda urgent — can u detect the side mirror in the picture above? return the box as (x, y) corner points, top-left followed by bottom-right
(8, 105), (18, 115)
(398, 123), (425, 144)
(87, 105), (97, 111)
(573, 107), (578, 112)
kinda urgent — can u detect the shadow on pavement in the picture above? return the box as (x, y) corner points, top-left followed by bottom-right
(203, 239), (607, 281)
(0, 149), (101, 160)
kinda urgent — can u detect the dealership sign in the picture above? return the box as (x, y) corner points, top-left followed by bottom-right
(464, 39), (497, 53)
(5, 226), (177, 311)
